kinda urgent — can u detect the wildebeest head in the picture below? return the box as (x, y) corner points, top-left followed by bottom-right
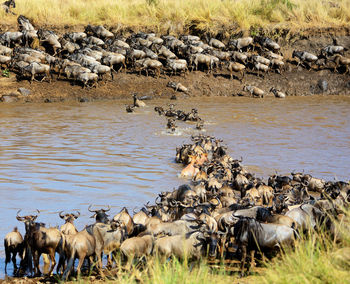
(16, 209), (40, 232)
(88, 205), (110, 224)
(59, 211), (80, 223)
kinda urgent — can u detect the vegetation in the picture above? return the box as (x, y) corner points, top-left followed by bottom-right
(260, 215), (350, 284)
(1, 69), (10, 78)
(1, 0), (350, 35)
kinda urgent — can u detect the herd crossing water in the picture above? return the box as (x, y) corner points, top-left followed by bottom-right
(0, 96), (349, 278)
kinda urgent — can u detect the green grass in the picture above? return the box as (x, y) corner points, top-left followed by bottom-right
(1, 0), (350, 35)
(260, 214), (350, 284)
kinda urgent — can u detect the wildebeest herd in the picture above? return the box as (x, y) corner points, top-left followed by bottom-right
(0, 15), (349, 94)
(4, 134), (349, 280)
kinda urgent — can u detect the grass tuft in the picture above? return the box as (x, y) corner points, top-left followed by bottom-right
(0, 0), (349, 35)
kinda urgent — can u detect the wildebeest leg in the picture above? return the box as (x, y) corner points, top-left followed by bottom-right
(48, 249), (56, 276)
(56, 252), (65, 274)
(96, 254), (105, 278)
(4, 245), (10, 274)
(219, 236), (226, 259)
(76, 254), (86, 279)
(106, 253), (114, 269)
(30, 74), (35, 84)
(240, 245), (247, 277)
(12, 252), (18, 274)
(33, 252), (41, 276)
(249, 250), (256, 269)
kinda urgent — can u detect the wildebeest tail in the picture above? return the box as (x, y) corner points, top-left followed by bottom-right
(4, 240), (11, 264)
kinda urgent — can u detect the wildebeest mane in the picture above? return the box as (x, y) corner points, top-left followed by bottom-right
(233, 217), (263, 249)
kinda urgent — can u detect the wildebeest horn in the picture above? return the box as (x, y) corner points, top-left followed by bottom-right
(88, 205), (97, 213)
(209, 197), (221, 207)
(155, 196), (162, 206)
(16, 210), (25, 221)
(179, 201), (191, 208)
(218, 227), (229, 235)
(33, 209), (40, 218)
(59, 211), (65, 219)
(102, 205), (111, 212)
(73, 211), (80, 219)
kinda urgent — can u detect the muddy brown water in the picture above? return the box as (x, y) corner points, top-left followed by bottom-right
(0, 96), (349, 277)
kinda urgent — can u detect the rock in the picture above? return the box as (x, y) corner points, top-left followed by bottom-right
(17, 87), (31, 96)
(79, 98), (89, 103)
(44, 98), (52, 103)
(1, 93), (18, 103)
(170, 94), (177, 100)
(317, 79), (328, 92)
(139, 95), (153, 100)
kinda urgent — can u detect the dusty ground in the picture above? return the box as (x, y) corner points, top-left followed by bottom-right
(0, 64), (349, 103)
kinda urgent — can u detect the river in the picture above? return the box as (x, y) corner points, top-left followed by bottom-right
(0, 96), (349, 277)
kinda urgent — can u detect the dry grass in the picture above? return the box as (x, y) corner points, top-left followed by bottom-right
(1, 0), (350, 35)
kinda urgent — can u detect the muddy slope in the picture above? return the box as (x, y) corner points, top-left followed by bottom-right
(0, 26), (350, 102)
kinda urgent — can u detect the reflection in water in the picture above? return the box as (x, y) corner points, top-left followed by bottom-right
(0, 96), (349, 277)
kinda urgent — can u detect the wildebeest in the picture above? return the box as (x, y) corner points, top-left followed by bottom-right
(227, 62), (245, 81)
(4, 227), (24, 275)
(229, 37), (253, 51)
(21, 62), (51, 83)
(85, 25), (114, 39)
(292, 50), (318, 69)
(0, 31), (23, 47)
(285, 204), (324, 231)
(59, 211), (80, 235)
(243, 85), (265, 98)
(135, 58), (163, 77)
(154, 229), (220, 260)
(113, 207), (135, 236)
(270, 87), (286, 98)
(2, 0), (15, 14)
(120, 234), (154, 262)
(16, 210), (61, 276)
(233, 217), (298, 276)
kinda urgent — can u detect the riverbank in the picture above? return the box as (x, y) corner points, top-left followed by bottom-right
(1, 64), (349, 103)
(1, 23), (350, 103)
